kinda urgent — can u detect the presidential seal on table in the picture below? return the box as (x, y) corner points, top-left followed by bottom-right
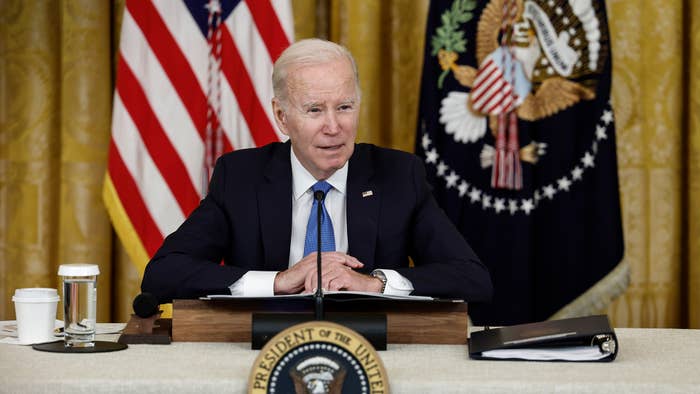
(249, 321), (388, 394)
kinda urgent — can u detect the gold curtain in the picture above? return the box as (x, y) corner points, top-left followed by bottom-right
(0, 0), (114, 322)
(689, 0), (700, 328)
(604, 0), (700, 328)
(1, 0), (699, 328)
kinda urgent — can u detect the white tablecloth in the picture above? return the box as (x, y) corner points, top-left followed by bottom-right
(1, 327), (699, 393)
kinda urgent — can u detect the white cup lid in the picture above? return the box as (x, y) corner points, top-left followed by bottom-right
(12, 288), (60, 303)
(58, 263), (100, 276)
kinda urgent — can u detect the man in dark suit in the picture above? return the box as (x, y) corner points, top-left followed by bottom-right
(142, 39), (492, 304)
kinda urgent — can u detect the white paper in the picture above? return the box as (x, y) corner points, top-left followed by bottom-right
(480, 345), (610, 361)
(0, 321), (126, 346)
(203, 290), (438, 301)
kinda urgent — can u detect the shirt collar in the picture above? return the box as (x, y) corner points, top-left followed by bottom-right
(290, 148), (348, 200)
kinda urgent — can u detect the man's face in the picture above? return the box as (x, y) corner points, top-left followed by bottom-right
(272, 58), (359, 180)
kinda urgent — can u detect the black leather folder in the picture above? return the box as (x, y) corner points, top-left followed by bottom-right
(469, 315), (618, 362)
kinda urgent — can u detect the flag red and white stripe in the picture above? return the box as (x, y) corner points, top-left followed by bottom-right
(470, 57), (515, 115)
(104, 0), (293, 269)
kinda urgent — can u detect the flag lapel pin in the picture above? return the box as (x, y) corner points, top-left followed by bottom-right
(362, 190), (373, 198)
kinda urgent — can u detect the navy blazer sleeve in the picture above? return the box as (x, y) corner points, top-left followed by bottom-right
(352, 146), (492, 302)
(142, 143), (293, 303)
(396, 155), (492, 301)
(141, 155), (245, 302)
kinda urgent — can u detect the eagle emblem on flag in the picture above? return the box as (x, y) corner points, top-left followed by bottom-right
(417, 0), (625, 325)
(432, 0), (608, 190)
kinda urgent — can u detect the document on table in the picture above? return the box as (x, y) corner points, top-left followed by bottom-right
(202, 291), (459, 302)
(469, 315), (619, 362)
(480, 346), (610, 361)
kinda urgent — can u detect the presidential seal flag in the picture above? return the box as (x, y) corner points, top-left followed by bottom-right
(417, 0), (626, 325)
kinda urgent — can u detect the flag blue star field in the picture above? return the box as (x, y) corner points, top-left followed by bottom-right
(416, 0), (626, 325)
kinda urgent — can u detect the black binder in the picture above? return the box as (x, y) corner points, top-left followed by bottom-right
(469, 315), (618, 362)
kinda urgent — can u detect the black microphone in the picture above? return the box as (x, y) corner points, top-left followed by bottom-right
(132, 292), (160, 318)
(119, 292), (171, 345)
(313, 189), (325, 320)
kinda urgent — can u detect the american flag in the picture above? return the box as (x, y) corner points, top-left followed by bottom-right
(103, 0), (293, 269)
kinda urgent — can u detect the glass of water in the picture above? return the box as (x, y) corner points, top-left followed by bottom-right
(58, 264), (99, 347)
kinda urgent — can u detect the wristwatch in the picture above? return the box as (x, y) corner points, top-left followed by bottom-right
(370, 270), (387, 294)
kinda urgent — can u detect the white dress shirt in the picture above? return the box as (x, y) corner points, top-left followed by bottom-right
(229, 149), (414, 296)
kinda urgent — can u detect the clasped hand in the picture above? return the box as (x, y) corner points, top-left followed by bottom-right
(273, 252), (382, 294)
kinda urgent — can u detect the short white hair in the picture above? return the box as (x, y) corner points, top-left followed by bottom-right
(272, 38), (361, 105)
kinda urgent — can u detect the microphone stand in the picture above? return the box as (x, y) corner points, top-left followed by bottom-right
(314, 190), (325, 320)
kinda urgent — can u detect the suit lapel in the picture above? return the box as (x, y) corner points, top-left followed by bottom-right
(258, 142), (293, 271)
(347, 145), (380, 270)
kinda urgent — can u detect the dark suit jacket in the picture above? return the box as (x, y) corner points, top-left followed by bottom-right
(142, 142), (492, 303)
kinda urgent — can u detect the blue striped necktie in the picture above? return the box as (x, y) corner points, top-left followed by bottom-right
(303, 181), (335, 256)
